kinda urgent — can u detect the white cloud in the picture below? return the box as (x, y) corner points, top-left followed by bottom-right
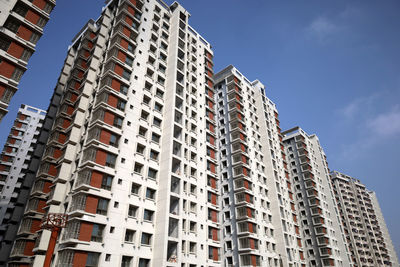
(367, 106), (400, 137)
(338, 93), (379, 119)
(307, 16), (339, 42)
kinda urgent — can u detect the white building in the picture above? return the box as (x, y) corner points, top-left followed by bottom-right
(8, 0), (219, 266)
(283, 127), (352, 267)
(0, 104), (46, 229)
(331, 171), (399, 267)
(0, 0), (55, 121)
(214, 65), (304, 267)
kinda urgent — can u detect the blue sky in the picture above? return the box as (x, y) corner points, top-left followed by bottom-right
(1, 0), (399, 257)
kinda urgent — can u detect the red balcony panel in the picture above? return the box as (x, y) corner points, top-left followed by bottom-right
(207, 135), (215, 146)
(241, 155), (248, 164)
(5, 146), (13, 153)
(239, 133), (245, 141)
(0, 60), (16, 79)
(125, 16), (134, 27)
(251, 255), (258, 267)
(212, 247), (219, 261)
(0, 85), (6, 98)
(43, 181), (52, 193)
(211, 227), (218, 241)
(122, 26), (132, 38)
(293, 214), (297, 223)
(99, 129), (112, 145)
(210, 192), (217, 205)
(207, 100), (213, 109)
(209, 176), (217, 189)
(126, 5), (136, 16)
(287, 181), (292, 190)
(208, 162), (216, 174)
(245, 194), (251, 203)
(291, 203), (295, 211)
(234, 76), (239, 84)
(103, 111), (115, 126)
(37, 200), (46, 213)
(90, 32), (96, 39)
(119, 38), (129, 50)
(18, 113), (26, 120)
(300, 251), (305, 260)
(117, 50), (127, 62)
(85, 195), (98, 214)
(107, 94), (118, 108)
(242, 167), (248, 176)
(95, 150), (107, 166)
(110, 79), (122, 93)
(0, 164), (8, 171)
(15, 122), (22, 128)
(238, 122), (244, 130)
(250, 238), (256, 249)
(207, 79), (213, 88)
(1, 155), (11, 162)
(73, 251), (89, 267)
(114, 64), (124, 77)
(295, 226), (300, 235)
(90, 171), (103, 188)
(206, 52), (213, 60)
(30, 219), (41, 233)
(25, 9), (41, 25)
(23, 240), (35, 256)
(209, 149), (215, 159)
(32, 0), (47, 10)
(48, 164), (57, 176)
(289, 192), (293, 200)
(16, 25), (34, 42)
(9, 138), (17, 144)
(244, 180), (250, 189)
(210, 209), (218, 223)
(206, 70), (213, 77)
(78, 222), (93, 242)
(129, 0), (137, 6)
(80, 60), (88, 69)
(87, 41), (93, 49)
(297, 238), (302, 247)
(7, 42), (25, 59)
(207, 61), (212, 69)
(207, 89), (214, 98)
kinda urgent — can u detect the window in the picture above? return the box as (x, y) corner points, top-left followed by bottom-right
(138, 258), (150, 267)
(96, 198), (109, 215)
(13, 3), (28, 17)
(133, 163), (143, 174)
(101, 175), (113, 190)
(122, 69), (131, 80)
(146, 188), (156, 200)
(106, 153), (116, 168)
(140, 110), (149, 121)
(148, 168), (157, 179)
(121, 256), (132, 267)
(141, 232), (152, 245)
(125, 56), (133, 66)
(0, 38), (11, 52)
(138, 126), (147, 137)
(91, 224), (104, 242)
(153, 117), (162, 127)
(117, 99), (126, 111)
(143, 95), (151, 105)
(128, 205), (138, 217)
(143, 209), (154, 221)
(136, 143), (145, 154)
(155, 89), (164, 99)
(151, 133), (160, 143)
(109, 134), (118, 147)
(131, 183), (140, 195)
(86, 253), (99, 267)
(124, 229), (135, 243)
(154, 102), (163, 112)
(149, 150), (159, 161)
(113, 116), (123, 128)
(4, 19), (20, 33)
(29, 32), (40, 44)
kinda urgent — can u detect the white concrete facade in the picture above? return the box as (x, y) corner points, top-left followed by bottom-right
(0, 104), (46, 230)
(0, 0), (55, 121)
(283, 128), (352, 267)
(331, 171), (399, 267)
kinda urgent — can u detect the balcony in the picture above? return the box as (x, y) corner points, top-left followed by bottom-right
(168, 218), (179, 238)
(167, 241), (178, 263)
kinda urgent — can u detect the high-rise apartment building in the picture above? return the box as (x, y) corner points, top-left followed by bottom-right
(214, 65), (304, 267)
(331, 171), (399, 267)
(0, 104), (46, 228)
(6, 0), (220, 266)
(0, 0), (56, 121)
(283, 127), (352, 267)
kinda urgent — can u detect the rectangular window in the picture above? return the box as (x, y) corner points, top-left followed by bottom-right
(105, 153), (116, 168)
(128, 205), (138, 217)
(91, 224), (104, 242)
(153, 117), (162, 127)
(143, 209), (154, 221)
(101, 175), (113, 191)
(0, 37), (11, 52)
(4, 19), (20, 33)
(96, 199), (109, 215)
(121, 256), (132, 267)
(145, 188), (156, 200)
(138, 259), (150, 267)
(86, 253), (99, 267)
(131, 183), (140, 195)
(141, 233), (152, 245)
(148, 168), (157, 179)
(124, 229), (135, 243)
(151, 133), (160, 143)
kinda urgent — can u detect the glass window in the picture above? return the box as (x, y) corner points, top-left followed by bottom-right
(141, 232), (152, 245)
(143, 209), (154, 221)
(101, 175), (113, 190)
